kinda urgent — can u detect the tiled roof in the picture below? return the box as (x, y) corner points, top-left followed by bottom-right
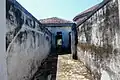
(73, 3), (100, 21)
(39, 17), (73, 24)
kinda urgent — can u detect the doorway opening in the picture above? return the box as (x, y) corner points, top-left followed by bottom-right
(56, 32), (62, 53)
(68, 32), (71, 53)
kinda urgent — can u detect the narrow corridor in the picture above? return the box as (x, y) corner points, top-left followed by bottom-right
(32, 54), (93, 80)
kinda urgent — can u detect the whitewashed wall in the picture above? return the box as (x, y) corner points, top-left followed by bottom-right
(6, 0), (52, 80)
(76, 0), (120, 80)
(0, 0), (8, 80)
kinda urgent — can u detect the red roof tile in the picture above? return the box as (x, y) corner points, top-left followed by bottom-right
(39, 17), (72, 24)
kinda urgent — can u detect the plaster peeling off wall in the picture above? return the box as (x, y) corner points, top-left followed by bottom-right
(77, 0), (120, 80)
(6, 0), (52, 80)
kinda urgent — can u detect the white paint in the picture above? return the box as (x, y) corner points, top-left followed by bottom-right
(118, 0), (120, 49)
(7, 27), (51, 80)
(6, 7), (51, 80)
(24, 25), (44, 35)
(79, 33), (86, 43)
(6, 0), (52, 80)
(6, 26), (22, 54)
(47, 74), (52, 80)
(118, 0), (120, 27)
(101, 70), (110, 80)
(92, 26), (98, 44)
(75, 0), (120, 80)
(0, 0), (8, 79)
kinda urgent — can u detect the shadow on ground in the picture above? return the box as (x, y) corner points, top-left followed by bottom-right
(31, 51), (93, 80)
(31, 50), (71, 80)
(31, 53), (58, 80)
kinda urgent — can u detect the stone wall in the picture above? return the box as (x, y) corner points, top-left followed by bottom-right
(76, 0), (120, 80)
(6, 0), (52, 80)
(0, 0), (8, 80)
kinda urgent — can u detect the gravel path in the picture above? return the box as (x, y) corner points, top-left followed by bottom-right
(56, 54), (93, 80)
(33, 54), (93, 80)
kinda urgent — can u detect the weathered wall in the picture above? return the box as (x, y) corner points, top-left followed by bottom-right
(76, 0), (120, 80)
(6, 0), (52, 80)
(0, 0), (8, 80)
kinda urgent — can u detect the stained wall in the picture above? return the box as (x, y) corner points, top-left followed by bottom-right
(75, 0), (120, 79)
(6, 0), (52, 80)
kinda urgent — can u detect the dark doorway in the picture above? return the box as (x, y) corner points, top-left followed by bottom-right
(56, 32), (62, 53)
(68, 32), (71, 53)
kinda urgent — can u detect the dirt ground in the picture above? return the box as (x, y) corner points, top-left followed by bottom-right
(33, 54), (93, 80)
(56, 54), (93, 80)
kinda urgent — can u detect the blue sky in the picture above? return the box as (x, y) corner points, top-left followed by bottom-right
(17, 0), (102, 21)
